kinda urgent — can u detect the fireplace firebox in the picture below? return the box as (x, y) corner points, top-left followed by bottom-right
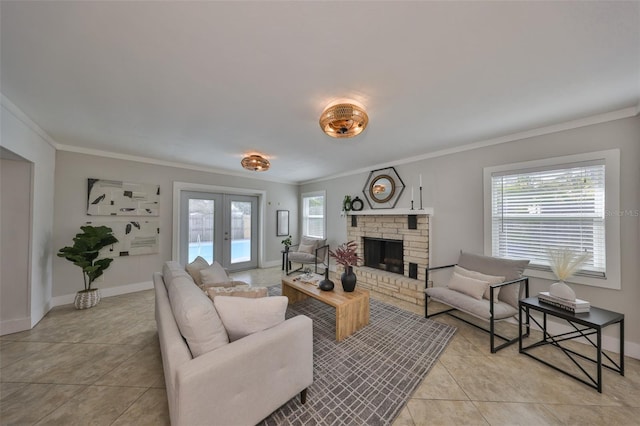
(363, 237), (404, 275)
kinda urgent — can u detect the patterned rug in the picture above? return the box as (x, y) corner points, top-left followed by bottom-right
(260, 287), (456, 426)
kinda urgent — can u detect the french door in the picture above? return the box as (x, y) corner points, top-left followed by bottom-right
(179, 191), (258, 271)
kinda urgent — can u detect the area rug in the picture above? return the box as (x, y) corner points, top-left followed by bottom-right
(259, 287), (456, 426)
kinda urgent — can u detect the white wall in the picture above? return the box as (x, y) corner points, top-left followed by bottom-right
(0, 157), (32, 334)
(301, 115), (640, 356)
(0, 102), (57, 328)
(53, 151), (299, 299)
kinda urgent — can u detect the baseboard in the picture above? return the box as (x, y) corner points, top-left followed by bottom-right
(51, 281), (154, 307)
(523, 313), (639, 360)
(0, 316), (32, 336)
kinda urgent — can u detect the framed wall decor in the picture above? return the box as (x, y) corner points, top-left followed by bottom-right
(276, 210), (289, 236)
(362, 167), (405, 209)
(87, 178), (160, 216)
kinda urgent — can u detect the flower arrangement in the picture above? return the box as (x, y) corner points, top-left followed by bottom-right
(547, 248), (591, 281)
(329, 241), (362, 268)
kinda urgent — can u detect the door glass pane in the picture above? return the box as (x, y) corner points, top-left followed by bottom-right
(230, 201), (251, 264)
(188, 199), (214, 264)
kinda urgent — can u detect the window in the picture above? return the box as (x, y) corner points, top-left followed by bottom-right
(484, 150), (620, 289)
(302, 191), (326, 239)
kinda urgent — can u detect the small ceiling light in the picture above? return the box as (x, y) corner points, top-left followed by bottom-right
(319, 100), (369, 138)
(241, 154), (270, 172)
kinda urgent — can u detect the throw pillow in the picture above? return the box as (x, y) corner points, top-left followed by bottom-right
(457, 252), (529, 307)
(214, 296), (288, 342)
(298, 242), (316, 254)
(168, 277), (229, 357)
(206, 286), (268, 301)
(446, 271), (489, 300)
(199, 261), (230, 288)
(185, 256), (209, 287)
(453, 265), (504, 303)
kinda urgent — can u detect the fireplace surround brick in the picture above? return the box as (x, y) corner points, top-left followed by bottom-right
(343, 213), (430, 306)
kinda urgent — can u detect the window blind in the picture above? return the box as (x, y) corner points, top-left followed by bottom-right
(491, 161), (606, 276)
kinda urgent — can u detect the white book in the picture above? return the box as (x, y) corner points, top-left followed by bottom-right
(538, 292), (590, 308)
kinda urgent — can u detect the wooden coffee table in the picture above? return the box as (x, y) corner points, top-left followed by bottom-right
(282, 275), (370, 341)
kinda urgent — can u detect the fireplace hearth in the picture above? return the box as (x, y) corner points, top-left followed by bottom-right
(363, 237), (404, 275)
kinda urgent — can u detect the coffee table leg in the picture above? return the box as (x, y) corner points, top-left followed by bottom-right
(335, 294), (370, 341)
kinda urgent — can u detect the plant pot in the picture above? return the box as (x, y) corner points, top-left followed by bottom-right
(74, 289), (101, 310)
(341, 266), (357, 292)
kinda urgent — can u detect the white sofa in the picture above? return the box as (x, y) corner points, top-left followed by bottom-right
(154, 261), (313, 426)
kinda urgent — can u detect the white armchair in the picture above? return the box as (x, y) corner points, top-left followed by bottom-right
(285, 236), (329, 275)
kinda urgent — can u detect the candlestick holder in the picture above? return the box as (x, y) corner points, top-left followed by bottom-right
(419, 186), (423, 210)
(410, 200), (414, 210)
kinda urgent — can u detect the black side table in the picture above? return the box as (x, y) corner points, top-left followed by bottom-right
(281, 249), (291, 272)
(519, 296), (624, 392)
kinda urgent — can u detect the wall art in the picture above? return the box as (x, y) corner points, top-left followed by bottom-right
(87, 220), (159, 257)
(362, 167), (405, 209)
(87, 179), (159, 216)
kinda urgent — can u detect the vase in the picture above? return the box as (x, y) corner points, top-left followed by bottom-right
(341, 266), (357, 292)
(74, 288), (101, 310)
(549, 281), (576, 301)
(318, 269), (334, 291)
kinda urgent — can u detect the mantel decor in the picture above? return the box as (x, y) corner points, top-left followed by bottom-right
(362, 166), (405, 209)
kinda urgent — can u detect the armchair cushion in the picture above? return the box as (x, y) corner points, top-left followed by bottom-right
(426, 286), (518, 320)
(298, 241), (316, 254)
(287, 252), (318, 263)
(446, 272), (489, 300)
(458, 252), (529, 307)
(453, 265), (504, 303)
(214, 296), (288, 342)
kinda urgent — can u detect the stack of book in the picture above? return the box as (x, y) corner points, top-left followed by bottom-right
(538, 291), (590, 313)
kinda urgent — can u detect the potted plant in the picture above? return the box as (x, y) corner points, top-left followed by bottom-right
(546, 247), (590, 301)
(329, 241), (362, 292)
(57, 225), (118, 309)
(281, 235), (292, 252)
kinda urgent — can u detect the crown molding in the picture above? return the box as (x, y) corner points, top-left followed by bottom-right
(1, 94), (60, 150)
(301, 106), (639, 185)
(56, 143), (296, 185)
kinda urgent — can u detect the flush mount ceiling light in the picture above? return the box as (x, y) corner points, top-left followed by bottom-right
(319, 100), (369, 138)
(241, 154), (270, 172)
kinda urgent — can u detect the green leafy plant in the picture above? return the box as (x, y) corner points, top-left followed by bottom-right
(57, 225), (118, 292)
(329, 241), (362, 268)
(281, 235), (292, 247)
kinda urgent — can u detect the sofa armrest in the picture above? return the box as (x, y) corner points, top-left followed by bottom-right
(173, 315), (313, 426)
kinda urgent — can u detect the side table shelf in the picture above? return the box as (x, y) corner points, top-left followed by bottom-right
(518, 296), (624, 393)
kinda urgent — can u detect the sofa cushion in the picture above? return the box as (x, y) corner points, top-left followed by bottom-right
(453, 265), (504, 303)
(185, 256), (209, 287)
(214, 296), (288, 342)
(199, 261), (230, 287)
(426, 287), (518, 321)
(206, 286), (268, 301)
(446, 272), (488, 300)
(457, 252), (529, 307)
(163, 261), (192, 290)
(168, 276), (229, 357)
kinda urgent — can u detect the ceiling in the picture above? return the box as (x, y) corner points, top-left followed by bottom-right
(1, 1), (639, 184)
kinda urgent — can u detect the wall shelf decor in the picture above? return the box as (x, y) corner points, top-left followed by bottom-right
(87, 179), (159, 216)
(362, 167), (405, 209)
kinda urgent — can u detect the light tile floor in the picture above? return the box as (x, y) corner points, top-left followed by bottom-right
(1, 267), (638, 425)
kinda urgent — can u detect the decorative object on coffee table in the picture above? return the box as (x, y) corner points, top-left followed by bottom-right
(547, 248), (590, 301)
(318, 265), (334, 291)
(57, 225), (118, 309)
(329, 241), (361, 292)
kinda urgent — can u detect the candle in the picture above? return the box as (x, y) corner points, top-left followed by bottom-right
(419, 174), (422, 187)
(411, 186), (414, 201)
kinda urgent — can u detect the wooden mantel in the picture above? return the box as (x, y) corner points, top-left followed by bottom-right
(348, 208), (434, 216)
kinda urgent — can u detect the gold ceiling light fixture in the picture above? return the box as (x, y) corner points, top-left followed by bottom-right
(319, 100), (369, 138)
(241, 154), (270, 172)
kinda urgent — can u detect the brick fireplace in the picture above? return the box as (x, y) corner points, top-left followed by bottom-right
(342, 210), (431, 306)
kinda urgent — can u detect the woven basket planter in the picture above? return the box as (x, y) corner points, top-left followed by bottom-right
(74, 289), (101, 310)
